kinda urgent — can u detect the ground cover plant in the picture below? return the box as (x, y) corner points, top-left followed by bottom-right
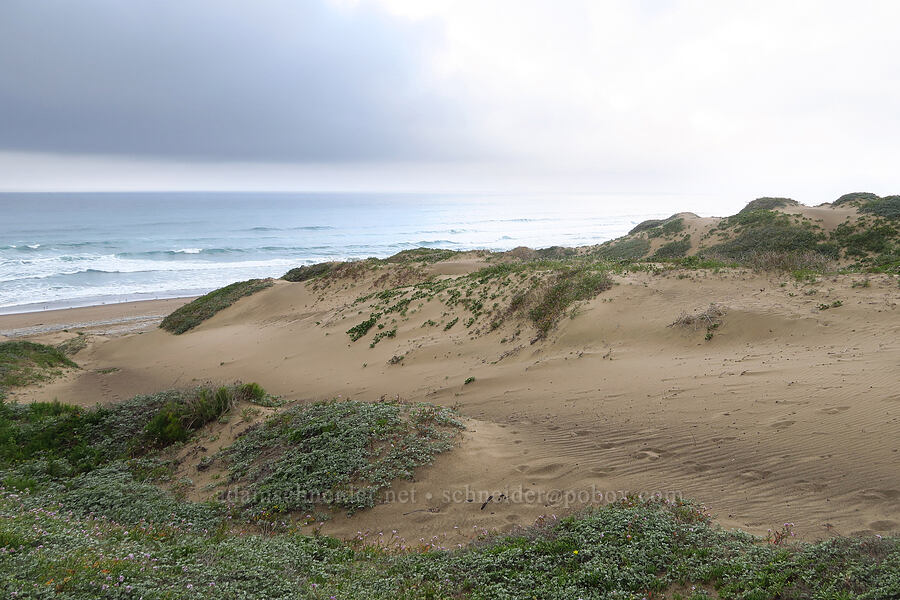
(1, 489), (897, 599)
(0, 341), (77, 399)
(0, 379), (897, 598)
(160, 278), (274, 334)
(218, 400), (464, 515)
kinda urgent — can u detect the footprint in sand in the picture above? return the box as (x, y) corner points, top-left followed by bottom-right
(740, 469), (772, 481)
(770, 420), (795, 429)
(820, 406), (850, 414)
(529, 463), (565, 476)
(630, 448), (667, 461)
(515, 465), (530, 473)
(859, 489), (900, 502)
(796, 480), (828, 492)
(869, 520), (898, 531)
(589, 467), (612, 477)
(683, 461), (709, 473)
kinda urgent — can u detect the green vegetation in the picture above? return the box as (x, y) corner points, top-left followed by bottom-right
(1, 491), (897, 599)
(369, 327), (397, 347)
(708, 210), (836, 262)
(347, 314), (379, 341)
(384, 248), (459, 264)
(833, 192), (880, 206)
(55, 334), (88, 356)
(521, 266), (612, 337)
(143, 386), (236, 446)
(653, 235), (692, 259)
(593, 236), (650, 260)
(0, 384), (261, 475)
(160, 279), (274, 334)
(818, 300), (843, 310)
(0, 341), (77, 399)
(531, 245), (577, 259)
(831, 192), (899, 219)
(660, 217), (685, 236)
(628, 213), (690, 237)
(219, 400), (462, 515)
(628, 218), (665, 235)
(281, 261), (335, 282)
(0, 382), (897, 598)
(831, 221), (897, 257)
(859, 195), (900, 219)
(738, 197), (798, 213)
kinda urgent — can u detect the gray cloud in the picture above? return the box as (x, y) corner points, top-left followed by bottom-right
(0, 0), (470, 161)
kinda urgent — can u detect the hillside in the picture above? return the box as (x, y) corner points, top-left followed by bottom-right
(1, 193), (899, 598)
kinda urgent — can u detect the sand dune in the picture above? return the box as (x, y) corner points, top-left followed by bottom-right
(4, 268), (897, 544)
(2, 200), (898, 545)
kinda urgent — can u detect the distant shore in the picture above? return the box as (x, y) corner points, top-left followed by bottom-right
(0, 296), (194, 340)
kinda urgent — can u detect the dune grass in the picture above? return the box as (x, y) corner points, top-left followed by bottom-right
(0, 341), (77, 399)
(0, 383), (263, 477)
(524, 267), (612, 337)
(159, 278), (273, 334)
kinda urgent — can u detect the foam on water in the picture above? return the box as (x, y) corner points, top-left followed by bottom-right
(0, 192), (679, 312)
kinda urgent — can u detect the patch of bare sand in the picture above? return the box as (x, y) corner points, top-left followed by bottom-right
(7, 266), (900, 544)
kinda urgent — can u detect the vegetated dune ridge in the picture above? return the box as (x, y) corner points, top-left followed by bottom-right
(2, 196), (899, 546)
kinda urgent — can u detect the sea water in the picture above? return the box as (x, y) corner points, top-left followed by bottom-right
(0, 192), (683, 313)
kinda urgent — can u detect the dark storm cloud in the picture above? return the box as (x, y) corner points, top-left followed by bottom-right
(0, 0), (468, 161)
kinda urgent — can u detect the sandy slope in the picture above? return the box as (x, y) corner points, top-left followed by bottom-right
(3, 257), (897, 545)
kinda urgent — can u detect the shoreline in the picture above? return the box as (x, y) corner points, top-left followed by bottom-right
(0, 290), (210, 317)
(0, 296), (195, 340)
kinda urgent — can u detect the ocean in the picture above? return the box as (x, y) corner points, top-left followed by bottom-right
(0, 192), (679, 314)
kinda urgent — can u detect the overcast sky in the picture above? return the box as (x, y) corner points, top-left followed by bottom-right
(1, 0), (898, 203)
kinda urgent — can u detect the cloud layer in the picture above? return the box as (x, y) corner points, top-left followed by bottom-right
(0, 0), (473, 161)
(1, 0), (898, 197)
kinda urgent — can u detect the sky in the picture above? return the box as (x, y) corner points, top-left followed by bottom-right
(1, 0), (898, 206)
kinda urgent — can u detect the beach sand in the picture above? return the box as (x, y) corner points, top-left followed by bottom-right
(4, 260), (898, 546)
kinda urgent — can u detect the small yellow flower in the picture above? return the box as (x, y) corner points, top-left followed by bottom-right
(573, 550), (578, 554)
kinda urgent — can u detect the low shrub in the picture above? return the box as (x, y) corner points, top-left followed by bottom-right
(220, 400), (463, 514)
(831, 221), (898, 256)
(628, 218), (665, 235)
(281, 262), (335, 282)
(738, 197), (798, 213)
(738, 249), (833, 273)
(860, 195), (900, 219)
(384, 248), (459, 264)
(593, 237), (651, 260)
(653, 235), (691, 259)
(160, 279), (274, 334)
(0, 341), (77, 395)
(833, 191), (880, 206)
(710, 222), (835, 260)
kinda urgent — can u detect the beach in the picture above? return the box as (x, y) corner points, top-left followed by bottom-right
(6, 257), (897, 544)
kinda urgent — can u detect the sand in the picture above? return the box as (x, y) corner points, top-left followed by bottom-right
(4, 260), (898, 546)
